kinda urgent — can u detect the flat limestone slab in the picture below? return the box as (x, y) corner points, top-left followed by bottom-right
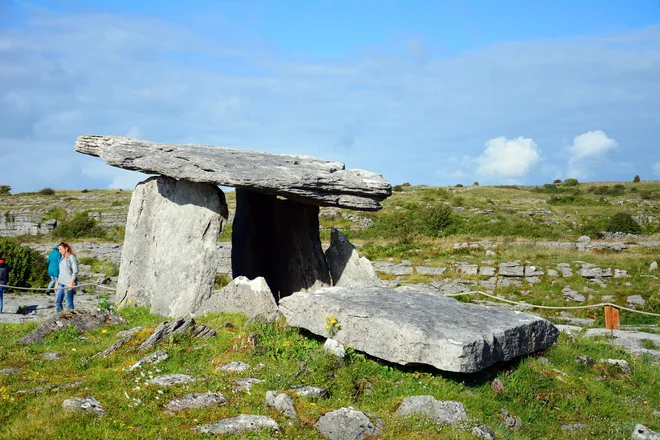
(279, 286), (559, 373)
(75, 135), (391, 211)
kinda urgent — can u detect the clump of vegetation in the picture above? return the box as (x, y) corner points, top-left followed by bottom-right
(214, 273), (232, 290)
(38, 188), (55, 196)
(0, 185), (10, 195)
(52, 211), (106, 239)
(633, 175), (641, 183)
(77, 256), (119, 277)
(455, 183), (464, 187)
(605, 212), (641, 234)
(562, 178), (579, 187)
(42, 207), (68, 222)
(0, 237), (48, 288)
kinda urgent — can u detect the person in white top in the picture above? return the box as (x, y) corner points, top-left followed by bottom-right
(55, 242), (78, 312)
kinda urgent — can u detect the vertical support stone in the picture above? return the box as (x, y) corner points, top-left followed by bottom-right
(116, 176), (228, 317)
(232, 189), (330, 301)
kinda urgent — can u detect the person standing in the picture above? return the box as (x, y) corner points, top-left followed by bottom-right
(0, 256), (8, 314)
(46, 245), (60, 295)
(55, 242), (78, 312)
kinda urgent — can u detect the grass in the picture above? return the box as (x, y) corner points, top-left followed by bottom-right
(1, 308), (658, 439)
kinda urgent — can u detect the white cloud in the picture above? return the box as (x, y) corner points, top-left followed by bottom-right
(475, 136), (541, 179)
(653, 162), (660, 177)
(567, 130), (618, 179)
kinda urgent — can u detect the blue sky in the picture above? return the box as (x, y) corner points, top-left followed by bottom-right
(1, 0), (659, 193)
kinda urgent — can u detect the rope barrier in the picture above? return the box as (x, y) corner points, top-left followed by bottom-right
(445, 290), (660, 317)
(0, 281), (103, 291)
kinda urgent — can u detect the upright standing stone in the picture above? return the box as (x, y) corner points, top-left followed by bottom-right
(325, 228), (382, 287)
(116, 176), (228, 317)
(232, 189), (330, 301)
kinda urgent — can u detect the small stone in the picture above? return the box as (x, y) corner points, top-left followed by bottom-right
(314, 407), (382, 439)
(485, 250), (496, 256)
(547, 269), (559, 277)
(561, 423), (588, 432)
(627, 295), (646, 308)
(479, 266), (496, 277)
(116, 327), (143, 338)
(195, 414), (279, 435)
(130, 350), (168, 371)
(217, 360), (251, 372)
(232, 378), (264, 392)
(323, 339), (346, 358)
(148, 374), (197, 386)
(42, 352), (60, 361)
(575, 355), (596, 366)
(472, 425), (496, 440)
(288, 385), (329, 399)
(396, 396), (467, 425)
(562, 287), (585, 302)
(265, 391), (297, 418)
(166, 392), (227, 413)
(599, 359), (632, 374)
(650, 261), (658, 272)
(500, 409), (522, 431)
(578, 235), (591, 242)
(0, 368), (19, 374)
(62, 396), (105, 417)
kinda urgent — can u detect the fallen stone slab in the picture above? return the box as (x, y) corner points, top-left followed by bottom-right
(195, 414), (279, 435)
(138, 318), (215, 351)
(265, 391), (297, 418)
(129, 350), (169, 371)
(314, 407), (383, 440)
(279, 286), (559, 373)
(325, 228), (382, 287)
(18, 309), (126, 344)
(396, 395), (467, 425)
(288, 385), (329, 399)
(62, 396), (105, 417)
(74, 135), (391, 211)
(148, 374), (197, 386)
(166, 392), (227, 413)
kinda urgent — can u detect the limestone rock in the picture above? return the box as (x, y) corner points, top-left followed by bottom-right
(501, 409), (522, 431)
(499, 262), (524, 277)
(650, 261), (658, 272)
(633, 424), (660, 440)
(166, 392), (227, 413)
(195, 415), (279, 435)
(288, 385), (329, 399)
(578, 265), (612, 278)
(416, 266), (447, 276)
(279, 286), (559, 373)
(197, 276), (281, 322)
(138, 318), (215, 351)
(265, 391), (297, 418)
(314, 407), (383, 440)
(0, 368), (18, 375)
(325, 228), (382, 287)
(524, 266), (544, 277)
(562, 287), (585, 302)
(472, 425), (496, 439)
(148, 374), (197, 386)
(75, 134), (391, 211)
(116, 176), (228, 317)
(323, 339), (346, 358)
(479, 266), (496, 277)
(62, 396), (105, 417)
(599, 358), (632, 374)
(18, 310), (125, 345)
(130, 350), (168, 371)
(627, 295), (646, 308)
(396, 396), (467, 425)
(217, 360), (251, 372)
(232, 378), (264, 392)
(373, 261), (414, 275)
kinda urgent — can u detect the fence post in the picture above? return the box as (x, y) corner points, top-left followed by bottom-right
(604, 305), (620, 330)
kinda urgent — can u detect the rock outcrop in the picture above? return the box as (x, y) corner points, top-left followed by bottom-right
(115, 176), (228, 316)
(279, 286), (559, 373)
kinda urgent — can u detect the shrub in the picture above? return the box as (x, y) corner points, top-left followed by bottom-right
(52, 211), (106, 239)
(605, 212), (641, 234)
(0, 185), (10, 195)
(39, 188), (55, 196)
(472, 182), (479, 186)
(0, 237), (48, 288)
(633, 175), (641, 183)
(455, 184), (463, 188)
(42, 207), (67, 222)
(392, 185), (403, 192)
(553, 179), (562, 185)
(562, 178), (579, 187)
(401, 182), (411, 187)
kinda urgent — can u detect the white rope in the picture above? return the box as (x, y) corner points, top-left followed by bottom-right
(0, 281), (103, 291)
(445, 290), (660, 317)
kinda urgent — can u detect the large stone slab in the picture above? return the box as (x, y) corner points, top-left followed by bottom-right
(115, 176), (228, 317)
(279, 286), (559, 373)
(74, 135), (391, 210)
(196, 276), (281, 321)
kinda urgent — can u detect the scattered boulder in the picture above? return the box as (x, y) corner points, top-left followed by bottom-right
(148, 374), (197, 386)
(166, 392), (227, 413)
(279, 286), (559, 373)
(217, 360), (251, 372)
(323, 339), (346, 358)
(232, 378), (264, 392)
(575, 355), (596, 366)
(265, 391), (297, 418)
(324, 228), (382, 287)
(500, 409), (522, 431)
(499, 262), (524, 277)
(314, 407), (383, 440)
(130, 350), (169, 371)
(627, 295), (646, 308)
(472, 425), (497, 440)
(633, 424), (660, 440)
(138, 318), (215, 351)
(396, 396), (467, 425)
(197, 276), (281, 322)
(18, 310), (125, 345)
(115, 176), (228, 317)
(288, 385), (329, 399)
(562, 287), (585, 302)
(599, 359), (632, 374)
(62, 396), (105, 417)
(195, 414), (279, 435)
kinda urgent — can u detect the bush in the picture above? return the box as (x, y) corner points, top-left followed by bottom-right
(0, 185), (10, 195)
(455, 184), (463, 188)
(42, 207), (68, 222)
(605, 212), (641, 234)
(633, 175), (641, 183)
(472, 182), (479, 186)
(553, 179), (562, 185)
(0, 237), (48, 288)
(392, 185), (403, 192)
(39, 188), (55, 196)
(52, 211), (106, 239)
(562, 178), (579, 187)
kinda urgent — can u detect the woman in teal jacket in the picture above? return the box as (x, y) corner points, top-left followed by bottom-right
(46, 245), (60, 295)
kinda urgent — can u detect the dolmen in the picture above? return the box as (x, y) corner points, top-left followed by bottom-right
(75, 134), (559, 373)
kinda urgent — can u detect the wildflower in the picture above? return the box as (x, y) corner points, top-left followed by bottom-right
(101, 329), (107, 334)
(491, 379), (505, 394)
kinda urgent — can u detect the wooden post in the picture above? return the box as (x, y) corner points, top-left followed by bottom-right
(604, 305), (620, 330)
